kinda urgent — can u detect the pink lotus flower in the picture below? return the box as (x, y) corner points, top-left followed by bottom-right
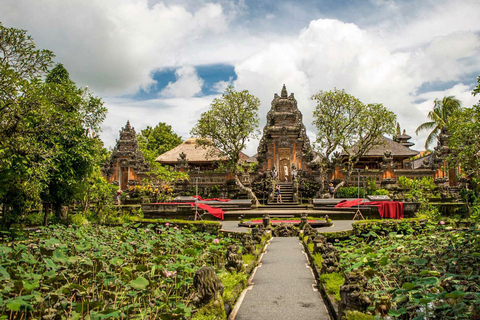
(439, 221), (445, 225)
(213, 239), (220, 244)
(174, 226), (178, 230)
(163, 270), (177, 277)
(165, 223), (170, 226)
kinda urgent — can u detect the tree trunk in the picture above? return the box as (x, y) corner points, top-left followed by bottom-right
(54, 203), (68, 222)
(234, 175), (260, 207)
(43, 203), (50, 227)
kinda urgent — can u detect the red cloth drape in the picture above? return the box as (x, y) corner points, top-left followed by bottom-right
(152, 202), (225, 220)
(367, 201), (403, 219)
(334, 200), (403, 219)
(335, 199), (366, 207)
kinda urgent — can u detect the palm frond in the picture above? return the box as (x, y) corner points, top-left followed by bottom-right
(415, 121), (436, 135)
(425, 130), (439, 149)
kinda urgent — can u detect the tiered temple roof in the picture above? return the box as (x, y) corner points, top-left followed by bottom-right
(102, 121), (150, 189)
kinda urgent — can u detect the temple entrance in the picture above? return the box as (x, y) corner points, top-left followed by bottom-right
(278, 148), (291, 181)
(120, 167), (128, 190)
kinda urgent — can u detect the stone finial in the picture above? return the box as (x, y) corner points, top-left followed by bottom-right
(281, 84), (288, 98)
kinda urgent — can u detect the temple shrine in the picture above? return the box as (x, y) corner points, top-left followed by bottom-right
(256, 85), (313, 181)
(102, 121), (150, 190)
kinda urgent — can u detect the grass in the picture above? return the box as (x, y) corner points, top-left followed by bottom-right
(319, 272), (344, 302)
(219, 271), (248, 303)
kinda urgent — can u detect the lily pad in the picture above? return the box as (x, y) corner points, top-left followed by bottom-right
(129, 276), (149, 290)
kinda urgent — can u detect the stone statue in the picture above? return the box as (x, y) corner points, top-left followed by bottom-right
(225, 245), (243, 273)
(338, 271), (371, 318)
(241, 234), (256, 255)
(192, 266), (224, 306)
(272, 223), (299, 237)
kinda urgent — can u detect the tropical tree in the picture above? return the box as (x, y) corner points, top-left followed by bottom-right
(0, 25), (107, 228)
(415, 96), (462, 149)
(312, 88), (397, 193)
(190, 85), (260, 205)
(137, 122), (183, 164)
(0, 24), (55, 228)
(447, 77), (480, 179)
(40, 63), (106, 220)
(137, 122), (187, 183)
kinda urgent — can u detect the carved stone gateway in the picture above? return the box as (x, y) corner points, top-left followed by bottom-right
(256, 85), (313, 180)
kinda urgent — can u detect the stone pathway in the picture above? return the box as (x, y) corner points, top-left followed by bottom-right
(231, 237), (330, 320)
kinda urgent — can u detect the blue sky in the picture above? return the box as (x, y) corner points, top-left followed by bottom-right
(2, 0), (480, 155)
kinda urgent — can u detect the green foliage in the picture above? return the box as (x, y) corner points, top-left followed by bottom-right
(319, 272), (344, 302)
(308, 242), (314, 253)
(343, 310), (375, 320)
(336, 187), (365, 198)
(137, 122), (183, 163)
(447, 103), (480, 179)
(191, 295), (225, 320)
(335, 223), (480, 319)
(415, 95), (462, 149)
(68, 214), (89, 226)
(372, 189), (389, 196)
(136, 123), (187, 183)
(0, 224), (241, 318)
(0, 25), (107, 228)
(312, 253), (323, 268)
(311, 88), (396, 189)
(242, 254), (256, 266)
(219, 271), (248, 303)
(190, 85), (260, 171)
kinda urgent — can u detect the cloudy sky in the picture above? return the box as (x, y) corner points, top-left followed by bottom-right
(2, 0), (480, 156)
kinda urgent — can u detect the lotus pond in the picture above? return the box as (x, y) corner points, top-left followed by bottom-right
(0, 223), (243, 319)
(335, 224), (480, 319)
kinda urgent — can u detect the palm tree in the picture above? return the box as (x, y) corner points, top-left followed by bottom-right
(415, 96), (462, 149)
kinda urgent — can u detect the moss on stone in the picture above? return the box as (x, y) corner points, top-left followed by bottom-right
(342, 310), (375, 320)
(319, 272), (344, 302)
(191, 294), (225, 320)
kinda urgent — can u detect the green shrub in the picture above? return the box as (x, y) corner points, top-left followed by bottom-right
(219, 271), (248, 303)
(372, 189), (389, 196)
(319, 272), (344, 302)
(336, 187), (364, 198)
(68, 214), (89, 226)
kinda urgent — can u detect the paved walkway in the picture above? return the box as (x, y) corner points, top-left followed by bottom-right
(232, 238), (330, 320)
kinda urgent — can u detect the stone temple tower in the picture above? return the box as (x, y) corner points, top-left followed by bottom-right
(256, 85), (313, 181)
(102, 121), (150, 190)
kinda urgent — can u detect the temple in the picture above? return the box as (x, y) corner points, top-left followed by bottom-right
(257, 85), (313, 180)
(102, 121), (150, 190)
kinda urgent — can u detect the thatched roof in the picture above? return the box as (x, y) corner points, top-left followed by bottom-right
(344, 136), (419, 158)
(155, 137), (225, 164)
(155, 137), (252, 164)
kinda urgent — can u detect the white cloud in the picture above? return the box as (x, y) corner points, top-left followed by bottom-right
(2, 0), (480, 153)
(101, 95), (214, 148)
(160, 66), (203, 98)
(0, 0), (229, 95)
(211, 77), (234, 93)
